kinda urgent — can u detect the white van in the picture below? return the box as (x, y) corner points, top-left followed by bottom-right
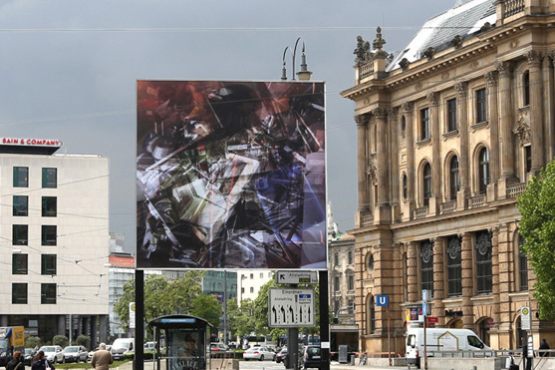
(111, 338), (135, 361)
(406, 328), (493, 368)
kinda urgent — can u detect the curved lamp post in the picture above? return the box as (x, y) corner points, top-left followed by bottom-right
(281, 37), (313, 81)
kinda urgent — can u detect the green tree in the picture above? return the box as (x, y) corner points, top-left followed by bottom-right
(76, 335), (91, 350)
(518, 160), (555, 320)
(227, 298), (256, 340)
(25, 336), (41, 349)
(191, 294), (221, 328)
(52, 335), (68, 348)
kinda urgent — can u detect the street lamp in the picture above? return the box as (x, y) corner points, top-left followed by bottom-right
(281, 37), (313, 81)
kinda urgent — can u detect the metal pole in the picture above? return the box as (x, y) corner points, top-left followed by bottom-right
(388, 305), (391, 366)
(135, 269), (145, 370)
(319, 270), (330, 370)
(69, 314), (72, 346)
(223, 270), (228, 345)
(423, 315), (427, 370)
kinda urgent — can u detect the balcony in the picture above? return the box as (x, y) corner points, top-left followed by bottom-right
(503, 0), (525, 17)
(440, 201), (456, 215)
(361, 213), (374, 227)
(507, 182), (526, 199)
(468, 194), (486, 209)
(414, 207), (428, 219)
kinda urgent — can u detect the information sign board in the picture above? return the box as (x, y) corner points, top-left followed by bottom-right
(275, 270), (318, 285)
(268, 288), (315, 327)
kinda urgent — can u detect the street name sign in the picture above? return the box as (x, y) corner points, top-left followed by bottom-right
(268, 287), (315, 327)
(275, 270), (318, 285)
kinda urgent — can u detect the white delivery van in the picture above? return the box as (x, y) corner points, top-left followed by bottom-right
(111, 338), (135, 361)
(406, 328), (493, 368)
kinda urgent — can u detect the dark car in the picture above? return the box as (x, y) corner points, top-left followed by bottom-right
(302, 345), (321, 370)
(24, 348), (36, 365)
(275, 347), (287, 363)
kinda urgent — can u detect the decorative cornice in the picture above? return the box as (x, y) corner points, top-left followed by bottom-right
(372, 107), (389, 119)
(526, 50), (544, 66)
(389, 107), (399, 118)
(402, 102), (414, 113)
(496, 61), (514, 76)
(354, 114), (370, 127)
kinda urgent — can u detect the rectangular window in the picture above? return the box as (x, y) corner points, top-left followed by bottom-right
(42, 168), (57, 188)
(476, 88), (487, 123)
(13, 225), (28, 245)
(13, 196), (29, 216)
(447, 98), (457, 132)
(525, 146), (532, 173)
(476, 232), (493, 294)
(334, 276), (340, 291)
(348, 251), (353, 265)
(42, 254), (57, 275)
(42, 225), (57, 246)
(41, 283), (57, 304)
(12, 283), (28, 304)
(348, 275), (354, 290)
(420, 242), (434, 294)
(250, 287), (254, 293)
(447, 237), (462, 297)
(42, 197), (57, 217)
(241, 287), (245, 294)
(334, 254), (339, 266)
(420, 108), (430, 140)
(13, 167), (29, 187)
(12, 254), (28, 275)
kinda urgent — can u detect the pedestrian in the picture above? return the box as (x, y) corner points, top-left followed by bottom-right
(31, 351), (54, 370)
(539, 339), (550, 357)
(91, 343), (113, 370)
(6, 351), (24, 370)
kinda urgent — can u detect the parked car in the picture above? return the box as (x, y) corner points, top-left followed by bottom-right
(210, 343), (229, 352)
(301, 345), (322, 370)
(39, 345), (64, 364)
(243, 346), (275, 361)
(144, 342), (156, 351)
(23, 348), (36, 365)
(110, 338), (134, 361)
(275, 347), (287, 363)
(87, 345), (112, 362)
(62, 346), (88, 363)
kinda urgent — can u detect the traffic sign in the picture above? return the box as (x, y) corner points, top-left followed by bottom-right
(428, 317), (438, 323)
(375, 295), (389, 306)
(129, 302), (136, 329)
(275, 270), (318, 285)
(521, 306), (531, 330)
(268, 288), (315, 327)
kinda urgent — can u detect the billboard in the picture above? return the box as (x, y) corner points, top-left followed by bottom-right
(136, 80), (326, 269)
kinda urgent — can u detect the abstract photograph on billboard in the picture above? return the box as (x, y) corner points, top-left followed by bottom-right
(136, 80), (326, 269)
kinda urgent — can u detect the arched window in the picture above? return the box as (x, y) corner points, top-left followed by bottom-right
(423, 163), (432, 206)
(518, 235), (528, 291)
(476, 231), (492, 294)
(450, 156), (460, 200)
(447, 236), (462, 297)
(420, 241), (434, 294)
(523, 70), (530, 106)
(478, 148), (490, 193)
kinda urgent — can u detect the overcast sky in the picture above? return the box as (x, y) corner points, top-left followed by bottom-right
(0, 0), (451, 253)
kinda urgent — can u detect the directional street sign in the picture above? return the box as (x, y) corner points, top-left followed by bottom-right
(375, 295), (389, 306)
(268, 287), (315, 327)
(275, 270), (318, 285)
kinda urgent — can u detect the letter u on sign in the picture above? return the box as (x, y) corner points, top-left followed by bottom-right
(376, 295), (389, 306)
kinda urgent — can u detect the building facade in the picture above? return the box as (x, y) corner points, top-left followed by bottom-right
(0, 138), (110, 345)
(341, 0), (555, 353)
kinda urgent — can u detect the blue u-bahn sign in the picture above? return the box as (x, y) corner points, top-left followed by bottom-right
(375, 295), (389, 306)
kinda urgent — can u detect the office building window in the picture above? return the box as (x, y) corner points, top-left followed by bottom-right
(420, 241), (434, 295)
(476, 88), (487, 123)
(420, 108), (430, 140)
(476, 231), (492, 294)
(42, 168), (57, 188)
(41, 283), (57, 304)
(250, 273), (253, 279)
(450, 156), (460, 201)
(42, 254), (57, 275)
(348, 275), (354, 290)
(423, 163), (432, 206)
(478, 148), (490, 193)
(42, 197), (57, 217)
(12, 254), (28, 275)
(241, 287), (245, 294)
(13, 225), (28, 245)
(447, 236), (462, 297)
(42, 225), (57, 246)
(250, 287), (254, 293)
(12, 283), (28, 304)
(13, 196), (29, 216)
(447, 98), (457, 132)
(13, 167), (29, 187)
(518, 235), (528, 291)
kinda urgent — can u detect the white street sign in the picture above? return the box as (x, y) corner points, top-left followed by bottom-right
(521, 306), (531, 331)
(275, 270), (318, 285)
(268, 288), (315, 327)
(129, 302), (136, 329)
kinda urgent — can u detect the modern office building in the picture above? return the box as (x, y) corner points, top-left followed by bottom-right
(237, 269), (273, 303)
(341, 0), (555, 353)
(0, 137), (110, 345)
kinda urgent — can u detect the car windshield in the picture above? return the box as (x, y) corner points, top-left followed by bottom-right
(40, 347), (55, 352)
(0, 342), (7, 351)
(65, 347), (78, 352)
(25, 349), (33, 355)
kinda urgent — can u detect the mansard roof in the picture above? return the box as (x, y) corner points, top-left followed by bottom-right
(387, 0), (496, 72)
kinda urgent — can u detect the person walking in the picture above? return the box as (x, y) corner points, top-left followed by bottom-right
(6, 351), (24, 370)
(539, 339), (550, 357)
(31, 351), (54, 370)
(91, 343), (113, 370)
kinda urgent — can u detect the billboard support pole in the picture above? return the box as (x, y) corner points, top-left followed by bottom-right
(135, 269), (144, 370)
(319, 270), (330, 370)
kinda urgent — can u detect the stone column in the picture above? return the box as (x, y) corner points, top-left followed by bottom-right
(356, 115), (370, 225)
(485, 71), (500, 183)
(461, 233), (474, 329)
(403, 102), (416, 219)
(90, 316), (98, 350)
(432, 237), (446, 325)
(0, 315), (8, 326)
(547, 53), (555, 161)
(455, 82), (470, 208)
(407, 242), (419, 303)
(491, 227), (501, 335)
(429, 92), (441, 215)
(57, 315), (66, 337)
(374, 107), (391, 223)
(389, 108), (400, 221)
(527, 50), (545, 174)
(497, 62), (516, 181)
(99, 315), (109, 344)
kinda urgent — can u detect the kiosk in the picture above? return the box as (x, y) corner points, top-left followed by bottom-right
(149, 314), (212, 370)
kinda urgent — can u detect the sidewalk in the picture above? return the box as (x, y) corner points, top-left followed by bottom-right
(331, 361), (406, 370)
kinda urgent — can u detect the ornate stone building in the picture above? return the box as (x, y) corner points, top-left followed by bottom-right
(341, 0), (555, 353)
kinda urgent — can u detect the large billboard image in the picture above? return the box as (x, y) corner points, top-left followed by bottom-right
(137, 80), (326, 269)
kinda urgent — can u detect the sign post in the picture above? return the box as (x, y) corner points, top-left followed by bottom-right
(422, 290), (428, 370)
(375, 295), (391, 366)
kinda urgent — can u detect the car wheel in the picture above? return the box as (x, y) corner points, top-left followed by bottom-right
(259, 355), (264, 361)
(244, 359), (249, 361)
(273, 355), (276, 361)
(62, 357), (66, 364)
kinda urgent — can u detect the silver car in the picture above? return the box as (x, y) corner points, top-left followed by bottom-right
(62, 346), (88, 363)
(242, 346), (276, 361)
(39, 345), (64, 364)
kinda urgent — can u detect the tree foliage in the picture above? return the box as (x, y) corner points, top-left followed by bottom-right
(517, 160), (555, 320)
(113, 271), (221, 331)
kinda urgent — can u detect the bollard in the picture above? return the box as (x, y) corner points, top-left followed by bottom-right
(350, 355), (355, 366)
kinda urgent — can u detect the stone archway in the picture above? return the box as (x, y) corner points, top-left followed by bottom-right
(477, 317), (494, 346)
(447, 318), (463, 328)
